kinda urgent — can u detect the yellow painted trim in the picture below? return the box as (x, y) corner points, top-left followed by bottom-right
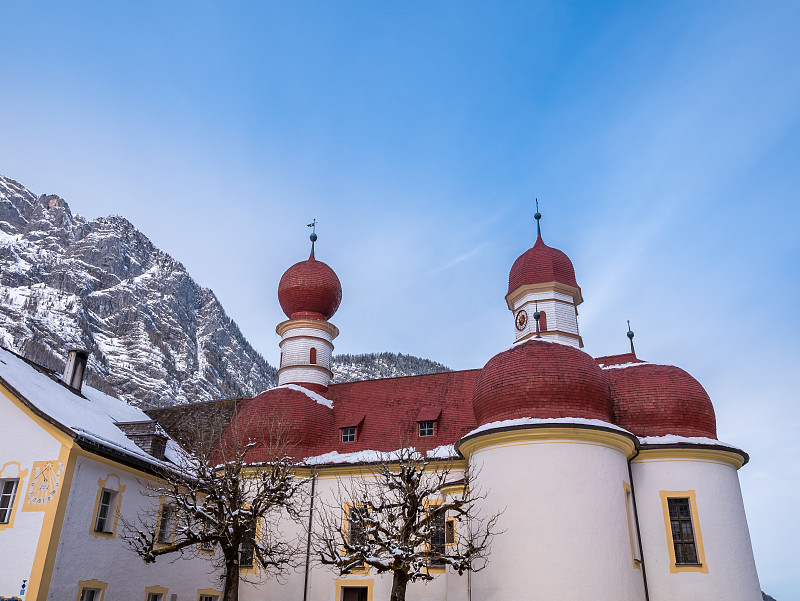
(276, 318), (340, 339)
(75, 579), (108, 601)
(0, 382), (74, 447)
(0, 461), (29, 530)
(28, 442), (78, 601)
(423, 499), (445, 575)
(458, 426), (637, 460)
(197, 588), (223, 601)
(439, 481), (467, 497)
(241, 460), (467, 480)
(342, 502), (369, 574)
(21, 459), (65, 511)
(635, 448), (745, 469)
(143, 585), (169, 600)
(334, 577), (374, 601)
(505, 280), (583, 309)
(89, 473), (126, 539)
(659, 490), (708, 573)
(622, 482), (642, 569)
(515, 329), (584, 347)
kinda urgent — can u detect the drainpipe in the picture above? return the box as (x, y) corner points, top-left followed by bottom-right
(627, 451), (650, 601)
(303, 470), (317, 601)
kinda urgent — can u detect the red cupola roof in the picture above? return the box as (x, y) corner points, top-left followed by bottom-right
(605, 363), (717, 439)
(472, 339), (613, 426)
(508, 235), (578, 294)
(218, 386), (335, 462)
(278, 252), (342, 320)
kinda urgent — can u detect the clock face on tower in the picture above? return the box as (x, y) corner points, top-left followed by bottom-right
(515, 309), (528, 331)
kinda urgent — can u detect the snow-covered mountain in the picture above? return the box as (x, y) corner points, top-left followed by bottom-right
(0, 174), (449, 408)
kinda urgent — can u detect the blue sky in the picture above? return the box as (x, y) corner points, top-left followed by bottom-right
(1, 1), (798, 596)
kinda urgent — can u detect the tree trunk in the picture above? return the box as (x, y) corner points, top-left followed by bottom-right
(389, 571), (409, 601)
(224, 553), (240, 601)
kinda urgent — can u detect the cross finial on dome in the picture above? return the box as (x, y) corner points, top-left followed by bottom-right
(534, 199), (542, 238)
(627, 320), (635, 355)
(307, 219), (318, 257)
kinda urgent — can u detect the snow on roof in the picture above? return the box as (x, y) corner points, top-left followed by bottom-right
(303, 444), (460, 466)
(275, 383), (333, 408)
(465, 416), (631, 438)
(639, 434), (739, 449)
(600, 362), (654, 370)
(0, 347), (171, 466)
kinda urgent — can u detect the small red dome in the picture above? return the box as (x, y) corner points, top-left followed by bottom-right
(508, 236), (578, 295)
(473, 339), (613, 426)
(219, 387), (335, 462)
(606, 364), (717, 439)
(278, 253), (342, 320)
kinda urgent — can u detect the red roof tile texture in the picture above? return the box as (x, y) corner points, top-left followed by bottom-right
(605, 363), (717, 439)
(508, 235), (578, 294)
(473, 340), (613, 424)
(278, 253), (342, 320)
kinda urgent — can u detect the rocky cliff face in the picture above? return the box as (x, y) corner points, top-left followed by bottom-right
(0, 174), (276, 407)
(0, 174), (450, 408)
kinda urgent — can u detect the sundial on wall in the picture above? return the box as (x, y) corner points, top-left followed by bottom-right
(27, 461), (63, 505)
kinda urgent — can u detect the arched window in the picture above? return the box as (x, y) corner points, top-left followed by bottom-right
(310, 347), (317, 364)
(539, 310), (548, 332)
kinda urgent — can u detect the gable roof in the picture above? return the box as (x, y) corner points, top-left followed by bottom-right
(0, 346), (179, 470)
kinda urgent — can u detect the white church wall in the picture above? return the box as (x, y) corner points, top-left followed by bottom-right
(48, 454), (221, 601)
(467, 434), (647, 601)
(631, 453), (761, 601)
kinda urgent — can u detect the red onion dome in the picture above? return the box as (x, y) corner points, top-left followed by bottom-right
(219, 387), (335, 462)
(278, 253), (342, 320)
(508, 235), (578, 295)
(473, 339), (613, 426)
(606, 364), (717, 439)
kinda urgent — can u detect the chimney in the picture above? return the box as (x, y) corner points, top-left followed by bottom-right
(63, 349), (89, 392)
(115, 420), (169, 461)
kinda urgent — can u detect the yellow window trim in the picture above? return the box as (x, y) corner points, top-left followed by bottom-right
(342, 502), (370, 574)
(197, 587), (223, 601)
(90, 473), (126, 539)
(423, 499), (446, 575)
(445, 517), (457, 548)
(622, 482), (642, 569)
(0, 461), (29, 531)
(76, 579), (108, 601)
(659, 490), (708, 573)
(334, 577), (374, 601)
(155, 498), (178, 547)
(143, 585), (169, 600)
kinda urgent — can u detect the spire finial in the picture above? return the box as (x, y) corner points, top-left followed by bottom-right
(534, 301), (542, 338)
(307, 219), (318, 256)
(627, 320), (635, 355)
(534, 198), (542, 238)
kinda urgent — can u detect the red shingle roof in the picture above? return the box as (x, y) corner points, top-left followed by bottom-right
(508, 235), (578, 293)
(278, 252), (342, 320)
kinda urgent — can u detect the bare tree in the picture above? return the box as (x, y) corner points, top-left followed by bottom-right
(314, 447), (501, 601)
(122, 411), (309, 601)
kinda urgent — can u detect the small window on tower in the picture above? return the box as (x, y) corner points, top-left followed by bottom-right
(539, 310), (548, 332)
(668, 497), (699, 565)
(419, 421), (435, 437)
(310, 347), (317, 364)
(341, 427), (357, 443)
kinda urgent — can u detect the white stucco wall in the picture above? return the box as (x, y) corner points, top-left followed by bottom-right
(513, 293), (580, 347)
(48, 454), (222, 601)
(467, 434), (647, 601)
(0, 391), (64, 599)
(631, 454), (761, 601)
(279, 327), (335, 387)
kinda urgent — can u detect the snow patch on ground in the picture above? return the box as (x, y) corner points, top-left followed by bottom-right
(466, 416), (631, 437)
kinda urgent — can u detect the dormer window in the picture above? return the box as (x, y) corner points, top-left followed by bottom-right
(341, 427), (357, 443)
(419, 421), (435, 437)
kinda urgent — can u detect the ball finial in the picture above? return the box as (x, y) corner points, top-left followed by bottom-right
(626, 320), (636, 355)
(534, 198), (541, 237)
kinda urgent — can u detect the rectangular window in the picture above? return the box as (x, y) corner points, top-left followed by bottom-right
(240, 526), (256, 568)
(94, 489), (116, 533)
(80, 589), (100, 601)
(199, 596), (218, 601)
(341, 427), (356, 443)
(445, 517), (456, 546)
(428, 511), (446, 566)
(0, 479), (19, 523)
(157, 504), (175, 544)
(668, 497), (699, 565)
(146, 594), (163, 601)
(347, 505), (367, 547)
(418, 421), (435, 437)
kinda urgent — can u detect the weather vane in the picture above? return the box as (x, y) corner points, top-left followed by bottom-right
(308, 219), (318, 254)
(534, 198), (542, 237)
